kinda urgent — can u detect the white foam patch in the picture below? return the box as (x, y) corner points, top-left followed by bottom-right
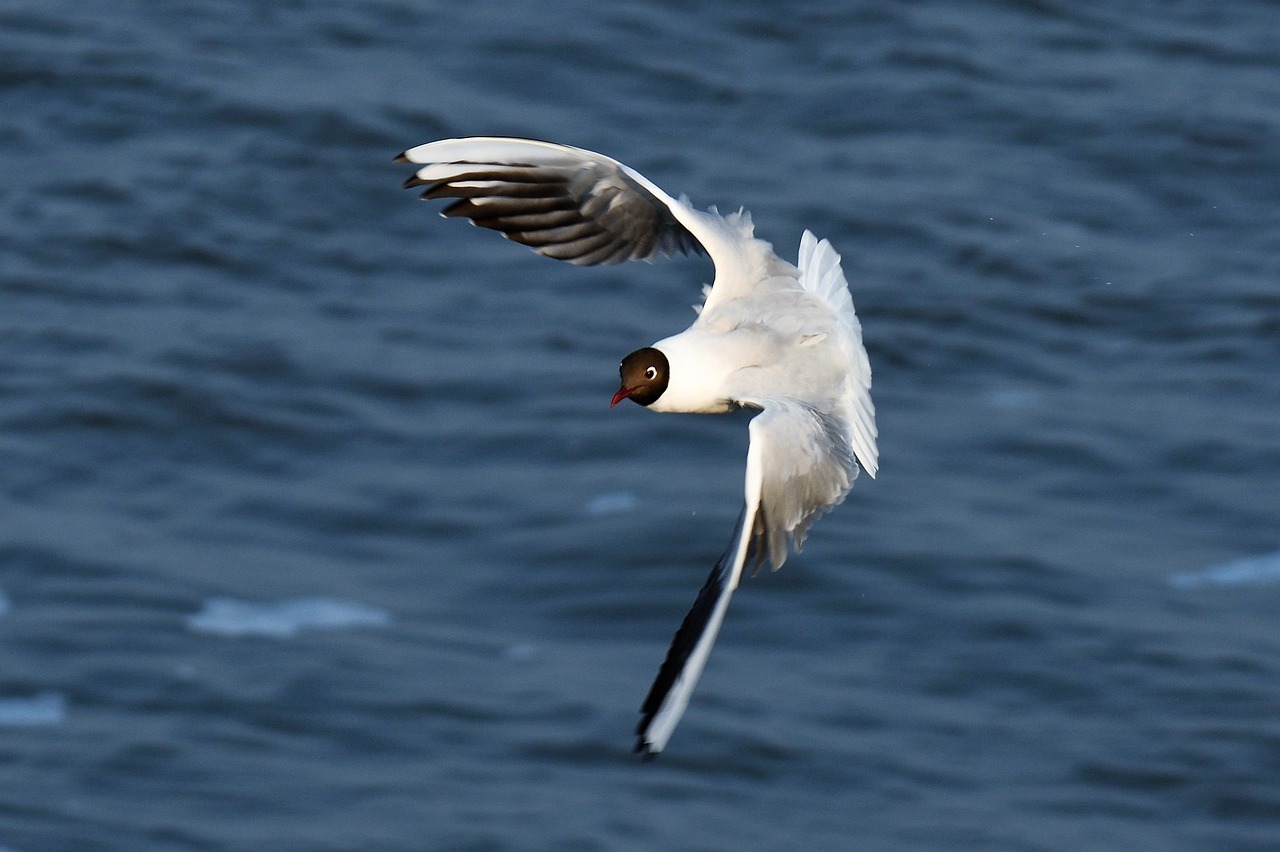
(0, 691), (67, 727)
(585, 491), (638, 517)
(984, 389), (1042, 410)
(186, 597), (392, 638)
(1169, 550), (1280, 590)
(501, 642), (538, 662)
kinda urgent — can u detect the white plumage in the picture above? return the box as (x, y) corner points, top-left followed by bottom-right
(398, 137), (878, 755)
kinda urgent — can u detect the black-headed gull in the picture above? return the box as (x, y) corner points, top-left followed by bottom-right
(397, 137), (878, 756)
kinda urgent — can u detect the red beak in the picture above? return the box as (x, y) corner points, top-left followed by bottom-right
(610, 386), (633, 408)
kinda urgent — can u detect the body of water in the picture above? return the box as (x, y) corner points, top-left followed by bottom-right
(1, 1), (1278, 849)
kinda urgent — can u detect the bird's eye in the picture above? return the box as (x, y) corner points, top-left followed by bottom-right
(645, 366), (657, 380)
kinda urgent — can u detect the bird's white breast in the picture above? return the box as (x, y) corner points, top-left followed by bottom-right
(646, 326), (779, 414)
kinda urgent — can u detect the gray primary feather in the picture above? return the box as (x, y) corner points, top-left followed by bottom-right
(399, 141), (704, 265)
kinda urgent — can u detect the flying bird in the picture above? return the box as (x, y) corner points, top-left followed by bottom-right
(396, 137), (878, 756)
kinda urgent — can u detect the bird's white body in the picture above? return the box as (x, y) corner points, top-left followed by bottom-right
(646, 327), (763, 414)
(397, 136), (878, 755)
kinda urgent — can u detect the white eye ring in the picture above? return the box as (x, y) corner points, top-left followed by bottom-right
(644, 366), (657, 380)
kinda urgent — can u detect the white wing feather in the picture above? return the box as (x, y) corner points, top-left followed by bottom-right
(798, 231), (878, 479)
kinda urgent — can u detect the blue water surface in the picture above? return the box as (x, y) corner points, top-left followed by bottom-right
(1, 1), (1278, 850)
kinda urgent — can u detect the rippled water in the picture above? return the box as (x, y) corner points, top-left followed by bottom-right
(2, 1), (1278, 850)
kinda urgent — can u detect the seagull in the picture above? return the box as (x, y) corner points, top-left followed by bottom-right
(396, 137), (878, 756)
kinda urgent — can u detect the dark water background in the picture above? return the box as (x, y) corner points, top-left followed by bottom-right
(2, 1), (1279, 849)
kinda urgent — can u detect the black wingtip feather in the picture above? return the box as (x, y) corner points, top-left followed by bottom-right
(634, 509), (750, 754)
(636, 559), (727, 723)
(396, 142), (708, 267)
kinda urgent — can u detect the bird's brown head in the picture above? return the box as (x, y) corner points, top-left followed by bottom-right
(611, 347), (669, 408)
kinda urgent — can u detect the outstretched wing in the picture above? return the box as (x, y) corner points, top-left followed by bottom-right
(397, 136), (711, 266)
(636, 400), (863, 755)
(635, 506), (753, 756)
(743, 400), (862, 571)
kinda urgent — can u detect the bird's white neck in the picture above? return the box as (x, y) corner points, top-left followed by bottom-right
(645, 327), (774, 414)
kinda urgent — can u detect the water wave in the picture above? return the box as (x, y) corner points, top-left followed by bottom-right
(1169, 550), (1280, 590)
(185, 596), (391, 638)
(0, 692), (67, 727)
